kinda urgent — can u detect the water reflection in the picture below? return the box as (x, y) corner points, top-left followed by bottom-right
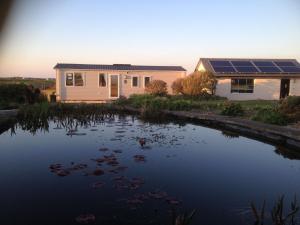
(275, 146), (300, 160)
(2, 110), (300, 163)
(1, 112), (300, 225)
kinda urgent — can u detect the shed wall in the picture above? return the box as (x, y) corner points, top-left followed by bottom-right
(215, 78), (281, 100)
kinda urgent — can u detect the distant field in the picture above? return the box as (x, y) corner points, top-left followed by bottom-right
(0, 77), (55, 90)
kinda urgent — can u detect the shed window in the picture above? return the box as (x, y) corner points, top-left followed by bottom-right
(231, 79), (254, 93)
(74, 73), (84, 86)
(66, 73), (74, 86)
(99, 74), (107, 87)
(144, 76), (151, 87)
(132, 76), (139, 87)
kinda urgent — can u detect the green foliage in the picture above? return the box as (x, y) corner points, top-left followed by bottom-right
(125, 94), (225, 112)
(252, 107), (288, 125)
(0, 77), (55, 89)
(221, 102), (244, 116)
(279, 96), (300, 122)
(0, 84), (47, 107)
(0, 101), (19, 110)
(145, 80), (168, 96)
(280, 96), (300, 112)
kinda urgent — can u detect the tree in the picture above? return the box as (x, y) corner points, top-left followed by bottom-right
(182, 71), (216, 96)
(145, 80), (168, 96)
(171, 78), (184, 94)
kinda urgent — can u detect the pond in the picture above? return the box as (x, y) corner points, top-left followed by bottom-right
(0, 114), (300, 225)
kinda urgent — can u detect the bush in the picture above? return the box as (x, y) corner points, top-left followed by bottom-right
(279, 96), (300, 122)
(221, 102), (244, 116)
(145, 80), (168, 96)
(252, 107), (288, 125)
(171, 78), (184, 94)
(0, 84), (46, 105)
(181, 71), (216, 96)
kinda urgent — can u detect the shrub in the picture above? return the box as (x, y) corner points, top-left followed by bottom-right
(167, 99), (193, 111)
(171, 78), (184, 94)
(252, 107), (288, 125)
(0, 84), (46, 105)
(279, 96), (300, 122)
(182, 71), (216, 96)
(221, 102), (244, 116)
(145, 80), (168, 96)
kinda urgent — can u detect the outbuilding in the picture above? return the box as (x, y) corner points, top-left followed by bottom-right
(195, 58), (300, 100)
(54, 63), (186, 102)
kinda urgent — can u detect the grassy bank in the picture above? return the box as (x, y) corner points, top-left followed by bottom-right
(114, 94), (300, 126)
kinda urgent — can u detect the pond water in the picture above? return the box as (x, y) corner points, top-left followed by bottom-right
(0, 114), (300, 225)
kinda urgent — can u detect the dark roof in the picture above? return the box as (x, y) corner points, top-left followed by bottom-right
(54, 63), (186, 72)
(198, 58), (300, 77)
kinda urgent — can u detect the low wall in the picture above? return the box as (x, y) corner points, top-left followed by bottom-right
(162, 110), (300, 150)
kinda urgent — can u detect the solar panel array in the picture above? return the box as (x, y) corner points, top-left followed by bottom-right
(209, 60), (300, 73)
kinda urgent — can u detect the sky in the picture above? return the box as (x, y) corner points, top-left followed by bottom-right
(0, 0), (299, 77)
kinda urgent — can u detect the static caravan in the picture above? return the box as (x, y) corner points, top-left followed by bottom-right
(54, 63), (186, 102)
(195, 58), (300, 100)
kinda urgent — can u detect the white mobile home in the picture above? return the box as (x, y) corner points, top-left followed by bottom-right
(195, 58), (300, 100)
(54, 63), (186, 102)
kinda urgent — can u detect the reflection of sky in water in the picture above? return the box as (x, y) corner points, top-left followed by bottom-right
(0, 116), (300, 225)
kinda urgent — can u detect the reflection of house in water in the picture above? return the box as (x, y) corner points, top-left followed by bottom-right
(275, 146), (300, 160)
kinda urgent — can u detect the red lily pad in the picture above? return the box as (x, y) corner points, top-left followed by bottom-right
(133, 155), (146, 162)
(92, 181), (105, 189)
(75, 214), (95, 224)
(92, 169), (104, 176)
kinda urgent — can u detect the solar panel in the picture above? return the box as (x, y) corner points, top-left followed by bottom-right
(274, 61), (296, 67)
(257, 67), (281, 73)
(210, 60), (231, 67)
(231, 61), (253, 67)
(253, 61), (275, 67)
(279, 67), (300, 73)
(235, 67), (259, 73)
(258, 66), (281, 73)
(213, 67), (236, 73)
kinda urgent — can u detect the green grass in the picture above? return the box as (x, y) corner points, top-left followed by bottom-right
(114, 94), (294, 125)
(115, 94), (279, 114)
(0, 77), (55, 89)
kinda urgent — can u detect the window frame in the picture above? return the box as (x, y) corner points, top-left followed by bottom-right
(231, 78), (254, 93)
(98, 73), (107, 87)
(65, 72), (85, 87)
(143, 76), (151, 88)
(131, 75), (139, 88)
(65, 72), (74, 87)
(74, 72), (84, 86)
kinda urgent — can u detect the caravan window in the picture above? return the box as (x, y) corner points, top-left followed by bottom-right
(66, 73), (74, 86)
(99, 74), (107, 87)
(144, 76), (151, 87)
(74, 73), (84, 86)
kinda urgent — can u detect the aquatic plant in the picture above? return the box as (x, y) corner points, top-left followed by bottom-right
(251, 195), (299, 225)
(171, 209), (196, 225)
(271, 195), (299, 225)
(251, 200), (266, 225)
